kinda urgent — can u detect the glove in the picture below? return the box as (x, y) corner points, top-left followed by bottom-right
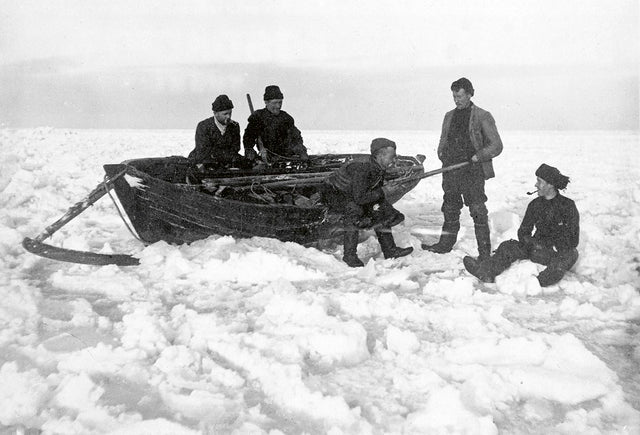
(259, 147), (269, 161)
(298, 151), (310, 161)
(521, 235), (535, 249)
(290, 143), (309, 161)
(355, 217), (373, 229)
(525, 237), (545, 252)
(244, 148), (258, 161)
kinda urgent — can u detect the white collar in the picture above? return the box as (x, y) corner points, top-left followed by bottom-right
(214, 116), (227, 134)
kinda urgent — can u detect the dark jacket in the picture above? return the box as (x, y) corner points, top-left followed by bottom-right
(518, 194), (580, 252)
(188, 117), (241, 164)
(438, 104), (503, 179)
(242, 108), (306, 157)
(325, 157), (386, 206)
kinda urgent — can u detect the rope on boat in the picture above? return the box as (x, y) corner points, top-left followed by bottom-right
(249, 182), (267, 203)
(265, 149), (306, 162)
(103, 175), (144, 243)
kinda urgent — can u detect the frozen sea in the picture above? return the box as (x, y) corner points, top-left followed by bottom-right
(1, 128), (639, 434)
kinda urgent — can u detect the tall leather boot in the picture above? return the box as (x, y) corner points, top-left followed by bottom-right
(474, 223), (492, 262)
(463, 240), (522, 283)
(377, 231), (413, 259)
(537, 267), (566, 287)
(343, 231), (364, 267)
(463, 256), (496, 283)
(421, 220), (460, 253)
(536, 249), (578, 287)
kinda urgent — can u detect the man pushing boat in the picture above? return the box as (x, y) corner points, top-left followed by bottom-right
(321, 138), (413, 267)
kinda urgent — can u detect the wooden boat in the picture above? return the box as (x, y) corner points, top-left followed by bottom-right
(24, 153), (471, 267)
(102, 154), (424, 247)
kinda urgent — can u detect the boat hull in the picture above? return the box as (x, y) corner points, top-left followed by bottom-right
(104, 154), (423, 245)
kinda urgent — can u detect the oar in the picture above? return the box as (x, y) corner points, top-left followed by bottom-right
(232, 175), (329, 190)
(384, 162), (470, 186)
(246, 94), (269, 164)
(234, 162), (471, 190)
(202, 171), (331, 188)
(28, 169), (127, 243)
(21, 169), (140, 266)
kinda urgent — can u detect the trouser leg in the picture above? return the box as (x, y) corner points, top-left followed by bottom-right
(464, 239), (526, 283)
(536, 248), (579, 286)
(422, 205), (461, 253)
(376, 229), (413, 259)
(470, 202), (491, 261)
(372, 200), (405, 228)
(342, 231), (364, 267)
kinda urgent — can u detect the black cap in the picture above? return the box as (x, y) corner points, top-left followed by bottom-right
(370, 138), (396, 154)
(535, 163), (570, 190)
(263, 85), (284, 100)
(212, 94), (233, 112)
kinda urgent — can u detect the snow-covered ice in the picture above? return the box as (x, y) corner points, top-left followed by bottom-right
(1, 128), (639, 434)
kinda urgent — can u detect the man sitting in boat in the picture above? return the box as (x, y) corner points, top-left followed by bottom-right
(188, 94), (251, 169)
(463, 164), (580, 286)
(242, 85), (309, 162)
(321, 138), (414, 267)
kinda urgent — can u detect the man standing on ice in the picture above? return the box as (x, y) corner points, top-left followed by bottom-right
(321, 138), (413, 267)
(423, 77), (503, 261)
(463, 164), (579, 287)
(243, 85), (309, 162)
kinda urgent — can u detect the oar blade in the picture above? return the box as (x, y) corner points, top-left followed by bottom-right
(22, 237), (139, 266)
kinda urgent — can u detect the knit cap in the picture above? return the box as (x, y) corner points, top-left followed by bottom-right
(535, 163), (570, 190)
(212, 94), (233, 112)
(263, 85), (284, 100)
(370, 138), (396, 154)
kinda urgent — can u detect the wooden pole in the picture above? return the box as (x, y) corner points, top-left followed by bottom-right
(242, 162), (470, 190)
(32, 169), (127, 242)
(384, 162), (470, 186)
(246, 94), (269, 164)
(202, 171), (329, 188)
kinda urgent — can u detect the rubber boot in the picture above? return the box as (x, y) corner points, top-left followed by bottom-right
(377, 231), (413, 259)
(421, 220), (460, 253)
(463, 256), (496, 283)
(342, 231), (364, 267)
(474, 223), (492, 262)
(537, 267), (565, 287)
(463, 240), (520, 283)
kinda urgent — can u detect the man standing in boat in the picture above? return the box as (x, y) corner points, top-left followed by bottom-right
(243, 85), (309, 162)
(188, 94), (249, 168)
(322, 138), (413, 267)
(463, 164), (579, 287)
(423, 77), (503, 261)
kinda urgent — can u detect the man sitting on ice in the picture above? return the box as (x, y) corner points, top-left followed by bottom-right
(321, 138), (413, 267)
(463, 163), (579, 287)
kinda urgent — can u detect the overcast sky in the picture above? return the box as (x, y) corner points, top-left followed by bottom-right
(1, 0), (638, 130)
